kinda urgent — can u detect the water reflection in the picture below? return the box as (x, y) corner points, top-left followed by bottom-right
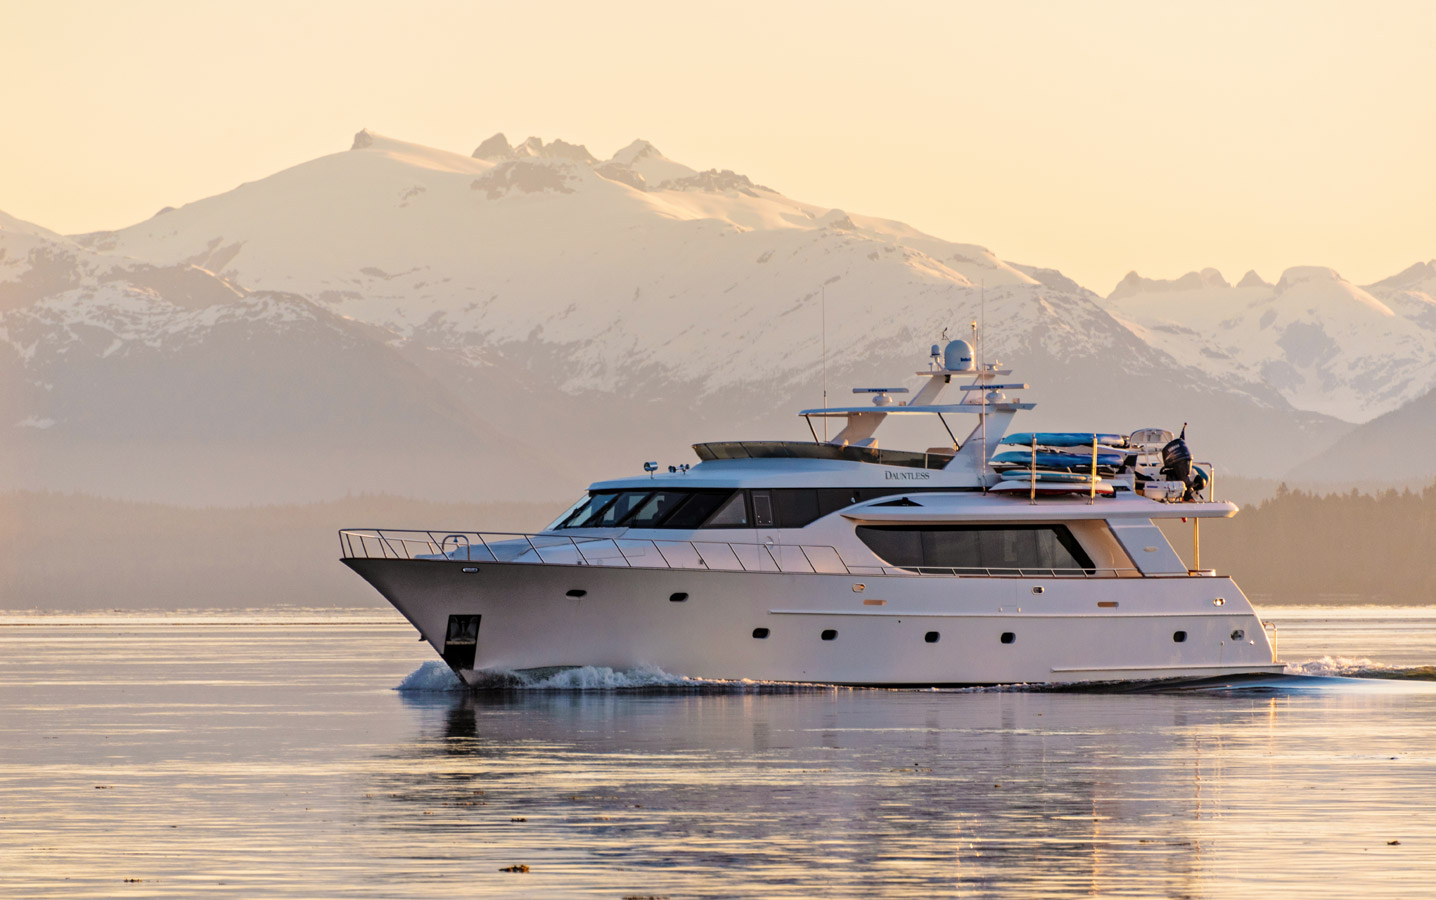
(5, 616), (1435, 899)
(374, 689), (1367, 899)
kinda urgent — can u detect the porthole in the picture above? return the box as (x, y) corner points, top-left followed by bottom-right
(924, 631), (940, 643)
(752, 627), (770, 639)
(566, 589), (587, 598)
(1230, 629), (1245, 641)
(1173, 630), (1187, 643)
(821, 629), (838, 641)
(1000, 632), (1016, 644)
(669, 592), (688, 603)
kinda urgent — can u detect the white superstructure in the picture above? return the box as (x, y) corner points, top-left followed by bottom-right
(342, 337), (1281, 686)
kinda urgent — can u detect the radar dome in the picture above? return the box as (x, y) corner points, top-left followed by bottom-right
(944, 339), (975, 372)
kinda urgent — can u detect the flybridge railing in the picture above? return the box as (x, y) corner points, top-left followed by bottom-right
(338, 529), (1139, 579)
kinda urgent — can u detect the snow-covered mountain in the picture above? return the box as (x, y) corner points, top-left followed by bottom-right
(11, 128), (1429, 503)
(0, 212), (573, 504)
(1100, 263), (1436, 423)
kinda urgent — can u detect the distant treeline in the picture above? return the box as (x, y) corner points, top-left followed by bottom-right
(1185, 482), (1436, 604)
(4, 485), (1433, 611)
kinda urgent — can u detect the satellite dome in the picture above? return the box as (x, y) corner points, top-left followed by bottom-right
(944, 339), (975, 372)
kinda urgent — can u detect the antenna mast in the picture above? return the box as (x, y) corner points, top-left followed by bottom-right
(820, 283), (828, 441)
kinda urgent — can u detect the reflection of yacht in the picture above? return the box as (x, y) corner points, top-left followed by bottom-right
(342, 337), (1281, 686)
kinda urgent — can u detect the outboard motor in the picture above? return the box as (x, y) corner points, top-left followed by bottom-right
(1160, 424), (1196, 501)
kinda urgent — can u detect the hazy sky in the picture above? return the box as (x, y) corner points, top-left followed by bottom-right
(4, 1), (1433, 293)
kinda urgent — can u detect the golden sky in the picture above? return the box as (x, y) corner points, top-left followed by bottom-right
(4, 0), (1433, 293)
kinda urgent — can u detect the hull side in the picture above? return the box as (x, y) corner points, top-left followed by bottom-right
(345, 558), (1281, 686)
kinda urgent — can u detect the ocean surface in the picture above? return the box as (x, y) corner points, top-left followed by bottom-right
(3, 605), (1435, 899)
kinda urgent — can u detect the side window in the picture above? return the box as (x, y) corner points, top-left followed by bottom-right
(704, 491), (750, 527)
(662, 492), (732, 529)
(773, 489), (821, 527)
(817, 489), (863, 517)
(855, 525), (1094, 572)
(582, 491), (652, 527)
(625, 491), (690, 528)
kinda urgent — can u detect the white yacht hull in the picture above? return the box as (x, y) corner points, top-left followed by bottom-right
(346, 558), (1282, 686)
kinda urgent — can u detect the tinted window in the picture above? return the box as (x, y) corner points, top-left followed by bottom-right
(582, 491), (652, 527)
(705, 492), (750, 527)
(563, 492), (618, 528)
(626, 491), (690, 528)
(547, 494), (596, 530)
(773, 489), (821, 527)
(855, 525), (1094, 573)
(662, 492), (734, 529)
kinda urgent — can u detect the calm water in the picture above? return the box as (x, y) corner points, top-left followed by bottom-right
(2, 606), (1435, 899)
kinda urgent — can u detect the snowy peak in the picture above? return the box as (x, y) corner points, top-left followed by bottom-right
(1237, 270), (1270, 288)
(1273, 266), (1393, 317)
(1008, 263), (1088, 295)
(531, 138), (598, 164)
(471, 132), (513, 160)
(1100, 259), (1436, 423)
(1366, 260), (1436, 294)
(479, 135), (601, 164)
(1108, 267), (1229, 301)
(343, 129), (489, 174)
(603, 139), (699, 189)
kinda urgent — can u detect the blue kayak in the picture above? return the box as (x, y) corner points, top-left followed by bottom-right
(991, 449), (1125, 469)
(1001, 432), (1130, 449)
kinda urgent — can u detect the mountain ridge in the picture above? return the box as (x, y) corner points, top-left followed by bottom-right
(8, 128), (1432, 502)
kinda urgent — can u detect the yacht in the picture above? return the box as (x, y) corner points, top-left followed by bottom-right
(341, 337), (1282, 686)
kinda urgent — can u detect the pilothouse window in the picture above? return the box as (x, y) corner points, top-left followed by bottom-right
(626, 491), (689, 528)
(662, 492), (733, 529)
(546, 494), (595, 531)
(582, 491), (651, 527)
(705, 492), (750, 527)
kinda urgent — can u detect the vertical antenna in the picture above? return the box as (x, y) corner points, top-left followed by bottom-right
(820, 283), (829, 440)
(979, 280), (988, 490)
(973, 315), (985, 491)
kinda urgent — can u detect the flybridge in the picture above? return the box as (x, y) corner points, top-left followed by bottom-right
(796, 337), (1031, 475)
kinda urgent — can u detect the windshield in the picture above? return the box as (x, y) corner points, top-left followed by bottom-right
(545, 494), (595, 531)
(581, 491), (652, 527)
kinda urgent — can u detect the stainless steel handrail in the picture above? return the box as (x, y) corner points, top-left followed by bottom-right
(338, 529), (1146, 579)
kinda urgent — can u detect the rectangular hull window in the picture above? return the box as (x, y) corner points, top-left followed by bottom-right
(442, 614), (481, 672)
(855, 524), (1094, 574)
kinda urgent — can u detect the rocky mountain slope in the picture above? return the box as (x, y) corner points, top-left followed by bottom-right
(1289, 382), (1436, 484)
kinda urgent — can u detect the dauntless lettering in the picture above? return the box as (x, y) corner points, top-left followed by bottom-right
(884, 471), (931, 480)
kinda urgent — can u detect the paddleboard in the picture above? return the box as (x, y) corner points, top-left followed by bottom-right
(1001, 432), (1130, 449)
(991, 480), (1115, 496)
(998, 469), (1101, 484)
(990, 449), (1125, 469)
